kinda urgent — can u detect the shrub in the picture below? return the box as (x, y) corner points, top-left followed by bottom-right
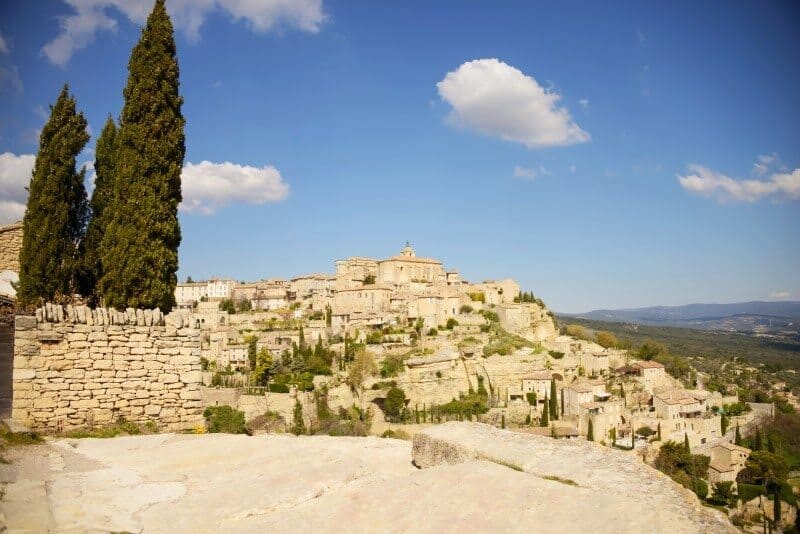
(203, 405), (250, 434)
(459, 304), (473, 314)
(636, 426), (655, 437)
(595, 331), (618, 348)
(268, 383), (290, 393)
(365, 331), (383, 345)
(526, 392), (537, 406)
(548, 350), (564, 359)
(380, 353), (405, 378)
(383, 387), (407, 423)
(445, 318), (459, 330)
(427, 328), (438, 336)
(219, 298), (236, 314)
(469, 291), (485, 302)
(692, 478), (708, 499)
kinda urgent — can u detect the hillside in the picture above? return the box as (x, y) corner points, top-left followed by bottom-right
(566, 301), (800, 335)
(556, 315), (800, 372)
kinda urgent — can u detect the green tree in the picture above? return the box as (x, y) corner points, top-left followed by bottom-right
(595, 331), (618, 349)
(18, 84), (90, 307)
(549, 379), (558, 420)
(291, 400), (306, 435)
(684, 432), (690, 453)
(721, 413), (729, 436)
(587, 418), (594, 441)
(754, 429), (764, 451)
(100, 0), (185, 312)
(709, 481), (736, 507)
(637, 339), (666, 361)
(383, 387), (407, 423)
(80, 115), (117, 302)
(735, 424), (743, 446)
(541, 395), (549, 427)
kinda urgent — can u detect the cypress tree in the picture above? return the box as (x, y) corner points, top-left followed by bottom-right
(587, 418), (594, 441)
(549, 379), (558, 420)
(100, 0), (184, 312)
(735, 424), (742, 446)
(684, 432), (690, 452)
(754, 429), (763, 451)
(720, 413), (729, 436)
(18, 84), (89, 307)
(80, 115), (117, 302)
(541, 395), (549, 427)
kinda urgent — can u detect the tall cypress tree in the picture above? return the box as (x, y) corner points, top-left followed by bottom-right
(549, 379), (558, 420)
(100, 0), (184, 312)
(18, 84), (89, 307)
(80, 115), (117, 302)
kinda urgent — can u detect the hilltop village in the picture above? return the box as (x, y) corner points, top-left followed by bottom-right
(174, 245), (775, 485)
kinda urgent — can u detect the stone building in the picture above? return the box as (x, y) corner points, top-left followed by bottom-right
(175, 278), (235, 307)
(708, 442), (750, 485)
(0, 221), (23, 298)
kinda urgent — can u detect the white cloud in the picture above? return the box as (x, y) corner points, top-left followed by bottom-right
(181, 160), (289, 214)
(677, 164), (800, 203)
(770, 291), (790, 299)
(436, 58), (590, 149)
(513, 165), (551, 180)
(752, 153), (777, 177)
(43, 0), (326, 66)
(578, 98), (589, 109)
(0, 152), (35, 224)
(0, 32), (8, 55)
(637, 29), (645, 44)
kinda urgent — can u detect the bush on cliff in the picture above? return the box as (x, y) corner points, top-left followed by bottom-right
(203, 405), (250, 435)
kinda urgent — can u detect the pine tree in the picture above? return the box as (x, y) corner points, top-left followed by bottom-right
(18, 84), (89, 307)
(587, 418), (594, 441)
(100, 0), (184, 312)
(80, 115), (117, 302)
(549, 379), (558, 420)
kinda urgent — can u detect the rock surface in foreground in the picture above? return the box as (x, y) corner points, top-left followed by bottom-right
(1, 427), (735, 533)
(413, 422), (735, 533)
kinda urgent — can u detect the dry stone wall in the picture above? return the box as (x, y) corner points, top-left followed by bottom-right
(13, 304), (204, 431)
(0, 221), (23, 273)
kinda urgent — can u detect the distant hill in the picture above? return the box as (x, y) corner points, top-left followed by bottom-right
(564, 301), (800, 335)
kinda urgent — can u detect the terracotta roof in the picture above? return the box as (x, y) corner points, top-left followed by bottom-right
(633, 360), (665, 369)
(713, 442), (751, 453)
(523, 371), (553, 380)
(709, 461), (735, 473)
(568, 383), (595, 394)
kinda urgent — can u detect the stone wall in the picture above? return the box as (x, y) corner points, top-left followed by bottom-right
(12, 304), (204, 431)
(0, 221), (23, 273)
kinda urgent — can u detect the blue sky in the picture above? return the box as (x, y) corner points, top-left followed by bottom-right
(0, 0), (798, 312)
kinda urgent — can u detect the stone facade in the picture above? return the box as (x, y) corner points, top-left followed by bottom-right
(12, 304), (204, 431)
(0, 221), (22, 273)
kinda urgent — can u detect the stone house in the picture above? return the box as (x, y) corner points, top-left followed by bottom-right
(175, 278), (236, 308)
(631, 360), (667, 392)
(563, 380), (610, 416)
(653, 389), (710, 433)
(708, 442), (750, 484)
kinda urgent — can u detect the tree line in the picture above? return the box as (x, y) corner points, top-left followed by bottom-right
(18, 0), (184, 313)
